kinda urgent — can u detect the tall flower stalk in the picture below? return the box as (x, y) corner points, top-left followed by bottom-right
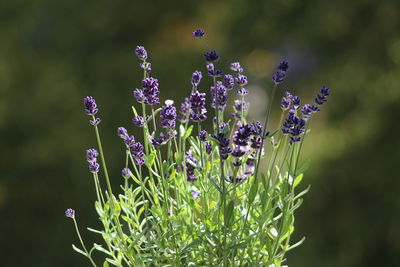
(66, 29), (331, 267)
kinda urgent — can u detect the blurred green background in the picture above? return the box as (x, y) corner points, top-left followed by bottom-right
(1, 0), (400, 266)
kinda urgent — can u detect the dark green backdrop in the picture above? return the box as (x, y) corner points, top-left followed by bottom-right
(1, 0), (399, 266)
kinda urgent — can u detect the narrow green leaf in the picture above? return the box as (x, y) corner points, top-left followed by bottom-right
(103, 261), (110, 267)
(179, 124), (185, 138)
(185, 125), (194, 139)
(293, 173), (303, 188)
(145, 149), (157, 167)
(248, 181), (258, 203)
(225, 200), (235, 226)
(72, 244), (87, 256)
(209, 178), (222, 193)
(287, 236), (306, 251)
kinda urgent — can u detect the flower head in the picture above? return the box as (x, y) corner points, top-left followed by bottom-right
(223, 74), (234, 90)
(160, 100), (177, 128)
(86, 148), (100, 173)
(133, 89), (145, 103)
(191, 71), (202, 88)
(235, 75), (248, 86)
(277, 60), (289, 72)
(189, 91), (207, 122)
(230, 62), (243, 73)
(314, 86), (331, 106)
(192, 29), (205, 38)
(132, 116), (146, 127)
(186, 150), (198, 182)
(84, 96), (99, 116)
(135, 46), (148, 61)
(178, 97), (190, 123)
(122, 168), (132, 179)
(204, 50), (220, 62)
(199, 130), (207, 142)
(65, 208), (75, 219)
(142, 77), (160, 105)
(210, 81), (227, 111)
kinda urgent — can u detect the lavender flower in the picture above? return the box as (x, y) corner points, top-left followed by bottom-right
(191, 71), (202, 88)
(84, 96), (99, 116)
(272, 71), (285, 84)
(90, 117), (101, 126)
(205, 142), (212, 154)
(251, 136), (262, 149)
(233, 124), (253, 147)
(244, 159), (255, 175)
(65, 208), (75, 219)
(122, 168), (132, 178)
(199, 130), (207, 142)
(280, 96), (291, 110)
(293, 96), (300, 110)
(142, 77), (160, 105)
(230, 62), (243, 74)
(148, 132), (170, 146)
(140, 62), (152, 74)
(86, 148), (100, 173)
(210, 82), (227, 110)
(133, 89), (145, 103)
(160, 100), (177, 128)
(186, 150), (198, 182)
(178, 97), (190, 122)
(189, 91), (207, 122)
(132, 116), (146, 127)
(223, 74), (234, 90)
(232, 100), (248, 119)
(213, 133), (231, 160)
(282, 110), (306, 144)
(118, 127), (128, 139)
(235, 75), (248, 86)
(232, 146), (245, 158)
(204, 50), (220, 62)
(301, 104), (319, 119)
(192, 29), (205, 38)
(277, 60), (289, 72)
(130, 142), (145, 165)
(315, 86), (331, 106)
(135, 46), (148, 61)
(86, 148), (99, 162)
(237, 88), (249, 96)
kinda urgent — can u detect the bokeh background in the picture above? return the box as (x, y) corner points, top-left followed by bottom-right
(1, 0), (400, 266)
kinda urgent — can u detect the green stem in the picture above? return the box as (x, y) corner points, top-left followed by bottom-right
(73, 218), (97, 267)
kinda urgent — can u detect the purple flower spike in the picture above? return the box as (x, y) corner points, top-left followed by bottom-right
(135, 46), (148, 61)
(230, 62), (244, 74)
(130, 142), (145, 165)
(272, 71), (285, 84)
(277, 60), (289, 72)
(292, 96), (300, 110)
(160, 100), (177, 129)
(133, 89), (145, 103)
(237, 88), (249, 96)
(178, 97), (190, 123)
(84, 96), (99, 116)
(192, 29), (205, 38)
(315, 86), (331, 106)
(186, 150), (198, 182)
(86, 149), (99, 163)
(301, 104), (319, 119)
(223, 74), (234, 90)
(205, 142), (212, 154)
(233, 124), (253, 147)
(280, 96), (291, 110)
(132, 116), (146, 127)
(189, 91), (207, 122)
(282, 110), (306, 144)
(235, 75), (248, 86)
(211, 82), (227, 110)
(90, 117), (101, 126)
(142, 77), (160, 105)
(89, 161), (100, 173)
(122, 168), (132, 178)
(204, 50), (220, 62)
(118, 127), (128, 139)
(65, 208), (75, 219)
(191, 71), (203, 88)
(199, 130), (207, 142)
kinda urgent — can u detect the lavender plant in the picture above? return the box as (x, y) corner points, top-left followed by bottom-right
(66, 29), (331, 266)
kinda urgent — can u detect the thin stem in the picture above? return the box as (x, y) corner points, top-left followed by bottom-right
(72, 218), (97, 267)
